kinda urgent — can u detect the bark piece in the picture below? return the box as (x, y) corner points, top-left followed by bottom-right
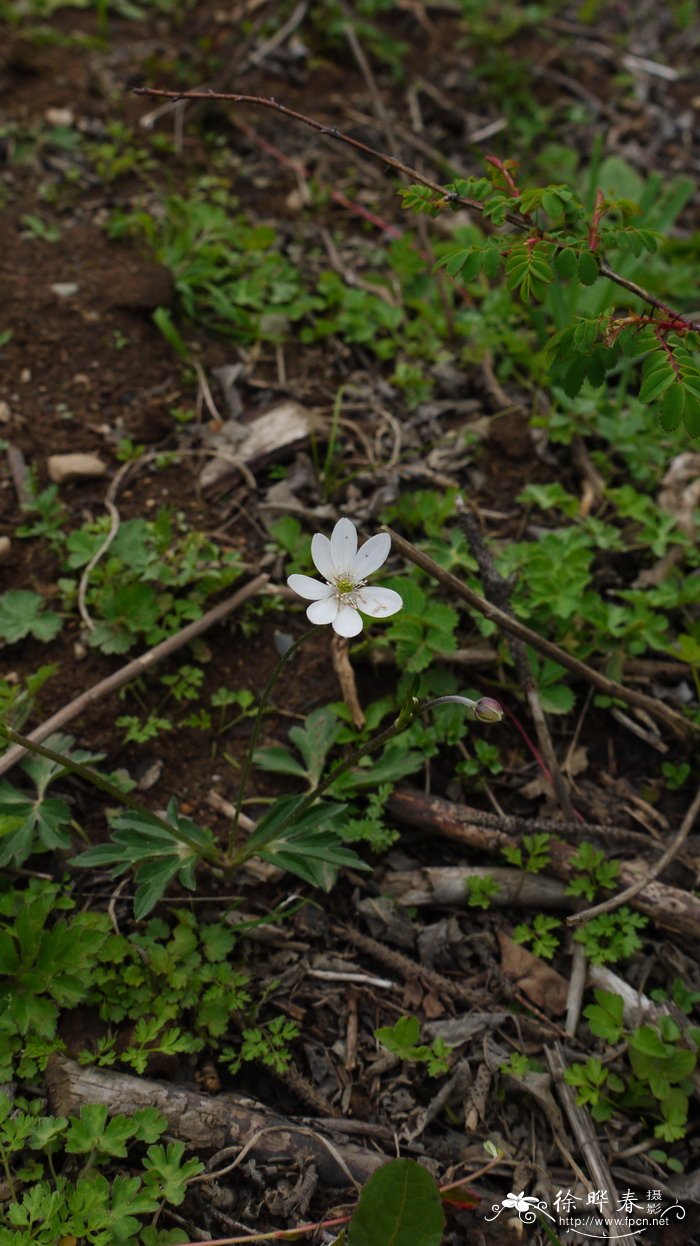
(47, 453), (108, 483)
(388, 788), (700, 942)
(45, 1055), (384, 1187)
(384, 866), (574, 910)
(200, 401), (315, 490)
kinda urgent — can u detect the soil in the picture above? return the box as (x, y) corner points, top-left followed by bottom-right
(0, 3), (699, 1243)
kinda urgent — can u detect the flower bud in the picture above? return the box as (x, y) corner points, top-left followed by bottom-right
(475, 697), (503, 723)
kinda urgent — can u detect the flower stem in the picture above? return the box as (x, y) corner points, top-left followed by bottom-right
(226, 630), (313, 861)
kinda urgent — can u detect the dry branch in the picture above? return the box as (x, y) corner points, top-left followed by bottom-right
(0, 576), (268, 777)
(45, 1055), (385, 1186)
(384, 527), (695, 742)
(388, 788), (700, 941)
(383, 866), (574, 910)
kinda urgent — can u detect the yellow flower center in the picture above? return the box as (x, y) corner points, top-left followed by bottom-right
(335, 575), (355, 594)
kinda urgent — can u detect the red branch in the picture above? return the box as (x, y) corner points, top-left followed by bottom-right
(484, 154), (520, 198)
(587, 187), (606, 251)
(132, 88), (700, 335)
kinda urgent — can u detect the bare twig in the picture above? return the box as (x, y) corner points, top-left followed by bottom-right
(0, 576), (268, 776)
(388, 788), (700, 941)
(545, 1043), (623, 1240)
(77, 499), (120, 632)
(383, 526), (695, 741)
(5, 442), (30, 505)
(331, 635), (365, 730)
(456, 502), (576, 821)
(567, 782), (700, 927)
(132, 88), (700, 334)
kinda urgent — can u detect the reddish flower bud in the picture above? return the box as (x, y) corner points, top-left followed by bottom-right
(475, 697), (503, 723)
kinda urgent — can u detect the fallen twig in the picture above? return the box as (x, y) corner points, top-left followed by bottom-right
(545, 1043), (623, 1240)
(388, 788), (700, 941)
(383, 526), (695, 742)
(456, 501), (576, 821)
(383, 865), (575, 910)
(0, 576), (268, 776)
(567, 781), (700, 927)
(45, 1055), (383, 1186)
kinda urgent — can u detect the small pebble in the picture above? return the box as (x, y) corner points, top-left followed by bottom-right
(0, 536), (11, 563)
(73, 642), (87, 660)
(51, 282), (79, 298)
(47, 452), (108, 483)
(0, 401), (10, 422)
(45, 107), (74, 127)
(20, 369), (31, 384)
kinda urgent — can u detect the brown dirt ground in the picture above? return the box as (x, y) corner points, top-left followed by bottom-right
(1, 3), (699, 1243)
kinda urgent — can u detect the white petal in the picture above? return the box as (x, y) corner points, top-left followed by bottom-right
(287, 574), (334, 601)
(351, 532), (391, 580)
(332, 606), (364, 637)
(311, 533), (335, 579)
(355, 586), (403, 618)
(307, 597), (339, 625)
(330, 517), (358, 574)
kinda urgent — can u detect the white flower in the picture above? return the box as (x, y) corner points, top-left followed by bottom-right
(287, 517), (403, 638)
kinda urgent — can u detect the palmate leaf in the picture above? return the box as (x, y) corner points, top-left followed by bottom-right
(247, 794), (369, 888)
(0, 732), (107, 867)
(0, 589), (62, 644)
(288, 706), (339, 788)
(0, 785), (72, 867)
(73, 800), (216, 918)
(257, 833), (367, 889)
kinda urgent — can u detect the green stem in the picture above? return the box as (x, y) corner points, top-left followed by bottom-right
(0, 1145), (15, 1203)
(226, 630), (313, 859)
(0, 723), (213, 857)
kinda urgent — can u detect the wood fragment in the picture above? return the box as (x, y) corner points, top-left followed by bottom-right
(45, 1055), (384, 1186)
(388, 788), (700, 941)
(331, 635), (365, 730)
(6, 442), (30, 504)
(545, 1043), (623, 1240)
(384, 866), (574, 910)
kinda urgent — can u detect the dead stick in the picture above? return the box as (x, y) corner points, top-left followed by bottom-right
(45, 1055), (384, 1186)
(545, 1043), (622, 1239)
(456, 503), (575, 821)
(383, 526), (695, 742)
(131, 89), (700, 335)
(388, 788), (700, 941)
(383, 865), (575, 910)
(0, 575), (268, 776)
(567, 781), (700, 927)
